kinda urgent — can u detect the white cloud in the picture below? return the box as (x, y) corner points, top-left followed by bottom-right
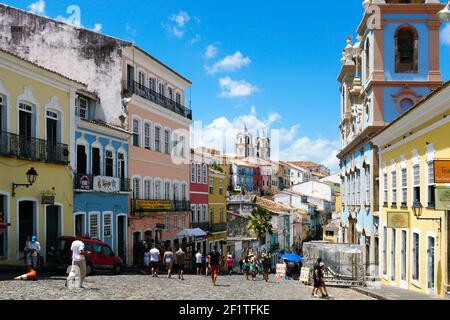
(170, 11), (190, 27)
(219, 77), (258, 98)
(28, 0), (45, 15)
(126, 23), (137, 39)
(205, 44), (219, 59)
(164, 11), (194, 39)
(191, 108), (340, 172)
(190, 34), (201, 46)
(55, 5), (82, 28)
(92, 23), (102, 33)
(442, 24), (450, 46)
(206, 51), (251, 74)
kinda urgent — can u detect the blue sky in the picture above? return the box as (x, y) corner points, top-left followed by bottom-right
(4, 0), (450, 171)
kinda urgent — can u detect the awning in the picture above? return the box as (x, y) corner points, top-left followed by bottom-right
(176, 228), (207, 238)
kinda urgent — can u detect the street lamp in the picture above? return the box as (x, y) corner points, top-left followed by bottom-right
(12, 167), (38, 197)
(412, 200), (442, 233)
(438, 1), (450, 22)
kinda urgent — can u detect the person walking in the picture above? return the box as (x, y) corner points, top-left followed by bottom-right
(226, 254), (233, 276)
(319, 262), (329, 298)
(175, 247), (186, 280)
(149, 245), (160, 277)
(65, 239), (89, 288)
(242, 256), (250, 280)
(250, 254), (257, 281)
(208, 247), (221, 286)
(262, 253), (271, 282)
(29, 236), (41, 273)
(205, 253), (211, 276)
(24, 236), (33, 272)
(195, 250), (203, 275)
(311, 258), (324, 298)
(163, 247), (174, 278)
(143, 248), (150, 275)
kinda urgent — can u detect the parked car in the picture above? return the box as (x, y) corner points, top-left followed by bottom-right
(46, 236), (123, 276)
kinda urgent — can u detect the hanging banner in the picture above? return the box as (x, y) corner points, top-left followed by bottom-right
(435, 187), (450, 211)
(93, 176), (120, 193)
(434, 160), (450, 183)
(135, 200), (172, 211)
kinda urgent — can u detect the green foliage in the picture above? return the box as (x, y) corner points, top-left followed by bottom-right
(210, 163), (224, 173)
(247, 208), (273, 241)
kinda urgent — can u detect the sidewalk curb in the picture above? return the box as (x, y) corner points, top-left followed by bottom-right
(351, 287), (388, 300)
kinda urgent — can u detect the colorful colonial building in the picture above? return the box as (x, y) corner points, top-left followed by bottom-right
(337, 0), (445, 277)
(0, 49), (84, 264)
(208, 167), (228, 255)
(372, 81), (450, 297)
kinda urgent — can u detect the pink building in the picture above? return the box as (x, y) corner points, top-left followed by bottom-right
(122, 46), (192, 266)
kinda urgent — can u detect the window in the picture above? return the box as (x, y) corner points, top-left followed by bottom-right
(133, 119), (140, 147)
(179, 136), (185, 158)
(158, 82), (165, 96)
(155, 180), (162, 200)
(219, 208), (223, 223)
(383, 173), (388, 206)
(395, 26), (418, 73)
(92, 147), (101, 176)
(365, 39), (370, 80)
(176, 92), (181, 105)
(144, 122), (151, 150)
(391, 169), (397, 206)
(174, 216), (178, 229)
(401, 230), (407, 281)
(155, 126), (161, 152)
(203, 205), (207, 222)
(144, 179), (152, 200)
(356, 170), (360, 205)
(103, 245), (113, 257)
(174, 183), (179, 201)
(401, 168), (407, 206)
(413, 165), (421, 203)
(105, 150), (113, 177)
(168, 88), (173, 100)
(191, 163), (196, 183)
(89, 214), (99, 239)
(138, 71), (145, 87)
(191, 205), (196, 223)
(164, 129), (170, 154)
(165, 181), (171, 200)
(427, 236), (435, 290)
(219, 179), (224, 195)
(182, 215), (186, 229)
(427, 161), (435, 208)
(412, 232), (420, 281)
(203, 165), (207, 184)
(181, 184), (186, 201)
(391, 229), (396, 281)
(78, 97), (88, 120)
(0, 95), (5, 132)
(46, 110), (59, 143)
(209, 208), (214, 224)
(365, 167), (370, 204)
(383, 226), (387, 275)
(165, 216), (170, 230)
(133, 177), (141, 199)
(118, 153), (125, 179)
(103, 213), (112, 238)
(149, 77), (156, 91)
(209, 178), (214, 194)
(197, 164), (202, 183)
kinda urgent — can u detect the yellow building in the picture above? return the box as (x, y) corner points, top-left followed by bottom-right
(0, 50), (85, 264)
(208, 167), (228, 255)
(372, 81), (450, 297)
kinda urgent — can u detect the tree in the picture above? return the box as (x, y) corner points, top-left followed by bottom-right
(247, 208), (273, 245)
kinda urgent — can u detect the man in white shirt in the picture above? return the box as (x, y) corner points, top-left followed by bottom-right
(149, 245), (160, 277)
(195, 250), (203, 275)
(66, 239), (89, 288)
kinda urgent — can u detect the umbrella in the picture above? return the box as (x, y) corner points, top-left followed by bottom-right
(281, 253), (304, 263)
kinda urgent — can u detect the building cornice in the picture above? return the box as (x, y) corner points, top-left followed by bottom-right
(337, 124), (385, 160)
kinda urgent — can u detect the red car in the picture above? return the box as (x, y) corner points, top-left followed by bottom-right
(47, 236), (123, 276)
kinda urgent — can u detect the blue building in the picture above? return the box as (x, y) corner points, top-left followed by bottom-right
(230, 160), (255, 193)
(337, 1), (443, 277)
(73, 92), (132, 264)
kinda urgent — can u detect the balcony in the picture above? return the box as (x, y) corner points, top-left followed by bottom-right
(132, 199), (191, 214)
(123, 81), (192, 120)
(210, 223), (227, 233)
(191, 222), (210, 231)
(74, 173), (131, 192)
(0, 131), (69, 164)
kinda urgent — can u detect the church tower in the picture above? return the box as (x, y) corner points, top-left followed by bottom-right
(337, 0), (445, 277)
(256, 129), (271, 160)
(236, 125), (254, 158)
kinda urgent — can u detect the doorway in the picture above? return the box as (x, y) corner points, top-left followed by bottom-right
(401, 230), (407, 283)
(76, 145), (87, 175)
(75, 214), (85, 237)
(19, 103), (34, 159)
(18, 201), (35, 254)
(133, 231), (141, 267)
(0, 195), (6, 259)
(427, 236), (436, 292)
(117, 216), (126, 265)
(391, 229), (396, 281)
(45, 205), (61, 259)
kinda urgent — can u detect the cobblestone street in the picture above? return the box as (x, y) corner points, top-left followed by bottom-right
(0, 272), (374, 300)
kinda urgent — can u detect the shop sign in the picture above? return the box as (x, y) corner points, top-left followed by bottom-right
(41, 195), (55, 205)
(276, 263), (286, 280)
(135, 200), (172, 211)
(435, 187), (450, 211)
(94, 176), (120, 193)
(78, 174), (92, 190)
(387, 211), (409, 229)
(434, 160), (450, 183)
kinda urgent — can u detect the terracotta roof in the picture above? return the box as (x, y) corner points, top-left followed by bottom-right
(289, 161), (322, 167)
(0, 49), (87, 87)
(373, 80), (450, 139)
(254, 196), (294, 215)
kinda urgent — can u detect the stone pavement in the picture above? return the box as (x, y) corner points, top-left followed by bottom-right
(352, 282), (450, 300)
(0, 271), (375, 300)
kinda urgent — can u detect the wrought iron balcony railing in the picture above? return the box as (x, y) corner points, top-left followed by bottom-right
(209, 223), (227, 233)
(132, 198), (191, 213)
(123, 81), (192, 120)
(0, 131), (69, 164)
(74, 173), (131, 192)
(191, 222), (210, 231)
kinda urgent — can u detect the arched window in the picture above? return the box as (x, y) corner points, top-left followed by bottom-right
(365, 39), (370, 80)
(395, 25), (418, 73)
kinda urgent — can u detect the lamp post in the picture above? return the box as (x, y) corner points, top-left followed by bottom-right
(412, 200), (442, 233)
(12, 167), (38, 197)
(438, 1), (450, 22)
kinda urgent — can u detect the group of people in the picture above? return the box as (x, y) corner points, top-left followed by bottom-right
(143, 245), (187, 280)
(240, 252), (272, 282)
(311, 258), (329, 299)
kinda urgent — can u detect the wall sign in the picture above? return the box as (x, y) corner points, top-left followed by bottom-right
(435, 187), (450, 211)
(93, 176), (120, 193)
(434, 160), (450, 184)
(135, 200), (172, 211)
(387, 211), (409, 229)
(41, 195), (55, 205)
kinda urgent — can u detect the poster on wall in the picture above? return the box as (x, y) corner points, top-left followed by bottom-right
(435, 186), (450, 211)
(93, 176), (120, 193)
